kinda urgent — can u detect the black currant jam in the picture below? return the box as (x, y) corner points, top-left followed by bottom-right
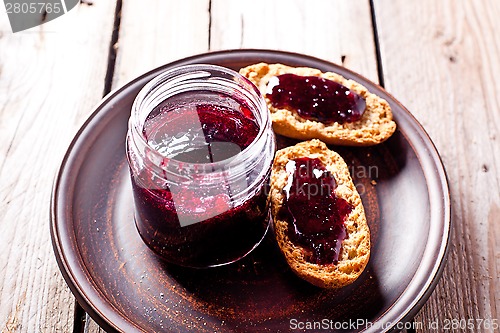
(126, 65), (276, 268)
(131, 103), (269, 267)
(131, 175), (270, 268)
(144, 104), (260, 163)
(266, 73), (366, 124)
(279, 157), (353, 265)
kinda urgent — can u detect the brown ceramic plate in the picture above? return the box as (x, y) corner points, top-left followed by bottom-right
(51, 50), (450, 333)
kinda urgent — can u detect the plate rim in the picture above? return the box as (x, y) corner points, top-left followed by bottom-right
(50, 48), (451, 333)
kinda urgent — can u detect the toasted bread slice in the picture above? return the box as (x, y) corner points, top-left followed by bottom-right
(240, 63), (396, 146)
(270, 139), (370, 288)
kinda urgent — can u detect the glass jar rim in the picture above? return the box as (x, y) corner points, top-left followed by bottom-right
(129, 64), (271, 175)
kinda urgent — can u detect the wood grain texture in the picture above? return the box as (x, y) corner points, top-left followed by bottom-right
(83, 1), (209, 331)
(84, 313), (106, 333)
(0, 1), (117, 332)
(3, 0), (482, 330)
(375, 0), (500, 332)
(210, 0), (380, 84)
(111, 0), (211, 89)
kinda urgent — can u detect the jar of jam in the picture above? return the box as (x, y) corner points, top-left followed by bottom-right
(126, 64), (276, 268)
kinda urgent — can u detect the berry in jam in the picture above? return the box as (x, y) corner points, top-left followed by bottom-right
(279, 157), (353, 265)
(266, 73), (366, 124)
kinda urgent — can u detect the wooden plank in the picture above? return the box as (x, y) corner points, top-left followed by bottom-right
(111, 0), (211, 89)
(83, 313), (106, 333)
(84, 0), (211, 331)
(375, 0), (500, 332)
(210, 2), (412, 332)
(0, 1), (118, 332)
(210, 0), (379, 83)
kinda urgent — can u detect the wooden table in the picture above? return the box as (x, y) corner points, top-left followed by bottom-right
(0, 1), (498, 332)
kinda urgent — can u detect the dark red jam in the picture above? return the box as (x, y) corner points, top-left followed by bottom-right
(278, 157), (353, 265)
(144, 103), (259, 163)
(266, 73), (366, 124)
(130, 103), (270, 267)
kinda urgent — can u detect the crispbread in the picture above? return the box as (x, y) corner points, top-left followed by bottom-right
(240, 63), (396, 146)
(270, 139), (370, 288)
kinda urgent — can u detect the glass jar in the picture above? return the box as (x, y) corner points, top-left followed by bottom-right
(126, 64), (276, 268)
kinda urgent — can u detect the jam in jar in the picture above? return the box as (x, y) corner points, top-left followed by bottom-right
(126, 65), (276, 267)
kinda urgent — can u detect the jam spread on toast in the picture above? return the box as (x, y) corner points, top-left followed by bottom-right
(266, 73), (365, 124)
(279, 157), (353, 265)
